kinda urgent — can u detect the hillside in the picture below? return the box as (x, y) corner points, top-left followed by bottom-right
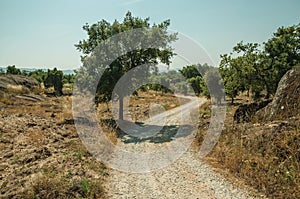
(198, 66), (300, 198)
(0, 74), (39, 92)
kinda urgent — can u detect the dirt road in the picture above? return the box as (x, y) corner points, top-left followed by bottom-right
(105, 96), (259, 198)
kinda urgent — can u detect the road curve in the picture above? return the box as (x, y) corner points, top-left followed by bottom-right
(105, 96), (259, 199)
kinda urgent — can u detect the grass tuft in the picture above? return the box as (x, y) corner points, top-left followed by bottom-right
(196, 99), (300, 198)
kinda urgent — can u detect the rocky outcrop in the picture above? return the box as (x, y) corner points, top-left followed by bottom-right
(255, 65), (300, 121)
(0, 74), (39, 91)
(233, 100), (271, 123)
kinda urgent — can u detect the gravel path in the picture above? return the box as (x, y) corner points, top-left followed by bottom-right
(105, 96), (260, 199)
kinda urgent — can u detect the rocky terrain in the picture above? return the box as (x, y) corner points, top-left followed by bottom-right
(255, 65), (300, 121)
(203, 66), (300, 198)
(0, 96), (107, 198)
(0, 74), (39, 92)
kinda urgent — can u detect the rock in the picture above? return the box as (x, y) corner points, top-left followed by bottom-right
(255, 65), (300, 121)
(0, 74), (39, 91)
(64, 118), (75, 124)
(3, 152), (13, 158)
(27, 123), (37, 127)
(234, 100), (271, 123)
(40, 104), (52, 108)
(15, 94), (45, 102)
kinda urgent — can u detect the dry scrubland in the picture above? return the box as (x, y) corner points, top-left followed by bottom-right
(0, 86), (182, 198)
(196, 67), (300, 198)
(0, 94), (107, 198)
(197, 100), (299, 198)
(1, 68), (299, 198)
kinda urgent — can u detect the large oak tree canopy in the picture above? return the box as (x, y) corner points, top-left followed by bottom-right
(75, 12), (177, 119)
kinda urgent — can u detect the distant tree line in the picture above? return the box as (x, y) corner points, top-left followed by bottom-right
(2, 16), (297, 104)
(219, 22), (300, 103)
(146, 22), (300, 105)
(2, 65), (76, 96)
(180, 64), (224, 104)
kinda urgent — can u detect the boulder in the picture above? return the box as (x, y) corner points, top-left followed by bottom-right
(255, 65), (300, 121)
(0, 74), (39, 91)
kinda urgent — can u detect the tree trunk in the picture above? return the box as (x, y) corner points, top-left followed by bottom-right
(263, 78), (271, 99)
(119, 96), (124, 120)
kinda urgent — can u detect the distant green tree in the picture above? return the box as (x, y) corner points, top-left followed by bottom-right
(21, 70), (29, 76)
(180, 64), (213, 79)
(0, 68), (4, 74)
(219, 42), (265, 101)
(204, 69), (224, 104)
(160, 78), (172, 94)
(219, 22), (300, 102)
(219, 60), (239, 104)
(29, 69), (48, 83)
(6, 65), (21, 75)
(176, 81), (188, 95)
(44, 68), (63, 96)
(62, 74), (75, 84)
(187, 76), (202, 96)
(179, 63), (216, 96)
(199, 77), (210, 98)
(262, 23), (300, 96)
(180, 65), (201, 79)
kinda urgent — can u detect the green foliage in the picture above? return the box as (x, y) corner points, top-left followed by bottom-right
(180, 63), (212, 78)
(180, 65), (201, 79)
(0, 68), (4, 74)
(75, 12), (177, 119)
(44, 68), (63, 96)
(146, 70), (190, 94)
(204, 69), (224, 104)
(263, 23), (300, 94)
(219, 42), (264, 100)
(219, 21), (300, 103)
(6, 65), (21, 75)
(179, 64), (215, 97)
(28, 69), (48, 83)
(199, 76), (210, 98)
(187, 76), (202, 95)
(219, 63), (239, 103)
(62, 74), (75, 84)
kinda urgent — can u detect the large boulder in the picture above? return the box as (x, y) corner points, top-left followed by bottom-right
(0, 74), (39, 92)
(255, 65), (300, 121)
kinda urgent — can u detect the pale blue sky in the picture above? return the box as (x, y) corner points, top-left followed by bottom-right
(0, 0), (299, 69)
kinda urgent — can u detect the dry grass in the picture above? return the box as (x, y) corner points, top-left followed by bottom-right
(0, 90), (199, 198)
(55, 96), (73, 123)
(25, 169), (105, 199)
(0, 92), (14, 105)
(1, 88), (109, 198)
(62, 83), (73, 95)
(25, 130), (46, 147)
(6, 84), (30, 95)
(196, 98), (300, 198)
(0, 94), (74, 123)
